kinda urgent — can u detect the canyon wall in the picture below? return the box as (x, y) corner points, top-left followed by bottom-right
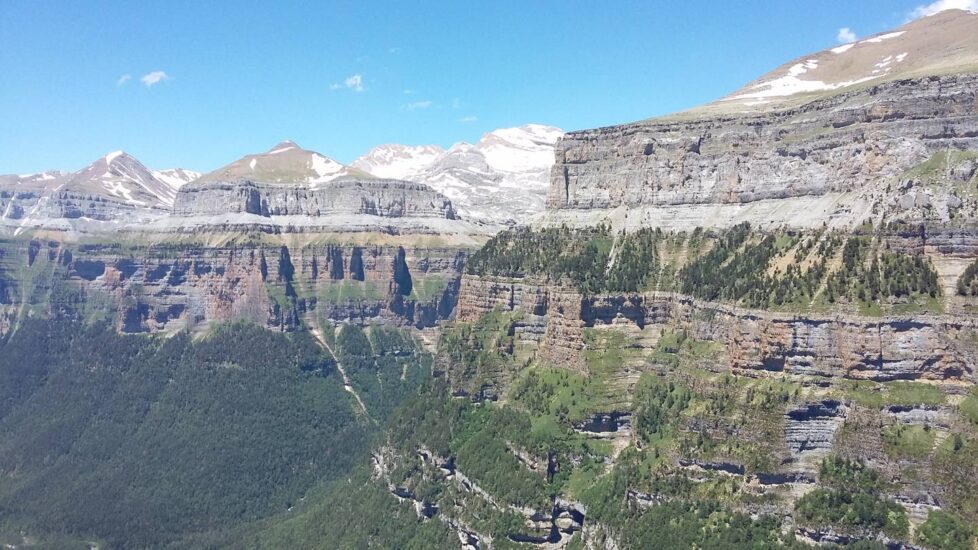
(173, 179), (457, 219)
(0, 238), (468, 335)
(456, 274), (978, 385)
(0, 188), (164, 224)
(546, 74), (978, 230)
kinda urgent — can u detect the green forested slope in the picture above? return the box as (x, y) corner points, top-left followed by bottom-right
(0, 318), (428, 548)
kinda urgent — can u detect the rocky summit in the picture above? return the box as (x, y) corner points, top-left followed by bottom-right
(1, 6), (978, 550)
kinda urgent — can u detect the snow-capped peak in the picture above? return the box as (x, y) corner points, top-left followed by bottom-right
(351, 124), (564, 224)
(198, 141), (372, 185)
(64, 151), (178, 208)
(352, 144), (445, 179)
(268, 140), (300, 155)
(104, 150), (126, 165)
(479, 124), (564, 174)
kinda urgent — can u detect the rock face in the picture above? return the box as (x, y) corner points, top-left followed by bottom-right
(0, 185), (160, 227)
(546, 73), (978, 231)
(455, 275), (978, 384)
(173, 179), (456, 219)
(0, 153), (186, 232)
(1, 140), (499, 238)
(545, 11), (978, 231)
(785, 400), (848, 459)
(0, 238), (468, 335)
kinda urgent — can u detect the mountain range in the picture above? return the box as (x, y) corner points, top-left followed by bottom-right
(353, 124), (563, 224)
(1, 125), (562, 231)
(1, 8), (978, 550)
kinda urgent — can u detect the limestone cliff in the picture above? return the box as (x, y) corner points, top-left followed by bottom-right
(0, 237), (469, 335)
(454, 274), (978, 386)
(545, 11), (978, 231)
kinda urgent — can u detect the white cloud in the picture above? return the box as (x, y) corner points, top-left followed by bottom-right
(404, 100), (432, 111)
(140, 70), (169, 87)
(457, 115), (478, 123)
(116, 74), (131, 86)
(345, 73), (364, 91)
(333, 73), (364, 92)
(837, 27), (857, 43)
(402, 89), (414, 95)
(910, 0), (978, 19)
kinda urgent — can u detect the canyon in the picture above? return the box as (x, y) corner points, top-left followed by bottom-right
(1, 8), (978, 550)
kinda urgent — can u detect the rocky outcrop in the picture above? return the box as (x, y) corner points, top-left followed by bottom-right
(574, 412), (632, 435)
(0, 238), (469, 335)
(2, 163), (501, 238)
(174, 179), (457, 219)
(0, 187), (166, 227)
(456, 275), (978, 384)
(545, 74), (978, 231)
(785, 400), (848, 458)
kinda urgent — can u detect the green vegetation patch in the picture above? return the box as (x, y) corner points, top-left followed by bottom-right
(836, 380), (946, 408)
(904, 151), (978, 183)
(957, 259), (978, 296)
(916, 510), (975, 550)
(794, 457), (908, 538)
(242, 468), (458, 549)
(465, 224), (942, 314)
(960, 388), (978, 427)
(0, 318), (377, 548)
(318, 279), (387, 302)
(933, 434), (978, 523)
(649, 328), (722, 368)
(410, 274), (449, 301)
(334, 323), (431, 420)
(436, 308), (538, 399)
(882, 424), (937, 459)
(510, 366), (601, 425)
(633, 374), (692, 443)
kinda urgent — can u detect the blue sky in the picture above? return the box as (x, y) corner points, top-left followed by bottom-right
(0, 0), (966, 173)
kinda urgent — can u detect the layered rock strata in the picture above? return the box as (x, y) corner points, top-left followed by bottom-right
(0, 238), (468, 335)
(173, 179), (456, 219)
(456, 275), (978, 384)
(545, 74), (978, 231)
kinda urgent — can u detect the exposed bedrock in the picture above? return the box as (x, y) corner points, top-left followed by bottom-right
(785, 400), (848, 457)
(456, 274), (978, 384)
(174, 179), (456, 219)
(0, 240), (467, 334)
(883, 222), (978, 257)
(0, 188), (165, 222)
(546, 74), (978, 229)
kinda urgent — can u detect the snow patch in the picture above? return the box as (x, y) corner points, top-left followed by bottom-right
(860, 31), (905, 44)
(831, 44), (855, 54)
(102, 180), (147, 206)
(727, 57), (879, 101)
(152, 169), (201, 190)
(309, 153), (344, 181)
(269, 145), (296, 155)
(352, 144), (444, 179)
(249, 158), (257, 170)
